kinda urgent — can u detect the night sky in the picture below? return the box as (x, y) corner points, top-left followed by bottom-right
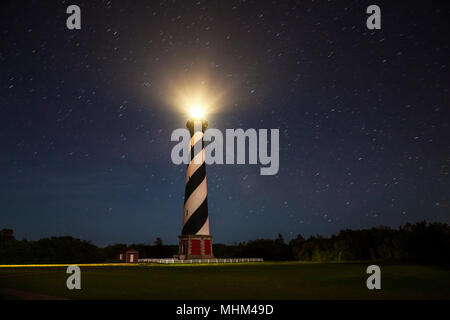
(1, 1), (449, 246)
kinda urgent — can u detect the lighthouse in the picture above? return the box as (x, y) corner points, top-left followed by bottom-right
(177, 113), (214, 260)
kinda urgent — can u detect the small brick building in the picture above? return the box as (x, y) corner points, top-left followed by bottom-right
(117, 249), (139, 263)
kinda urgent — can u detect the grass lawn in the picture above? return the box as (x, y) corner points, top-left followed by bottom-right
(0, 262), (449, 300)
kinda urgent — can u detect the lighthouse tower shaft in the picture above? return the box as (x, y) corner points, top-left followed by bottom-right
(177, 119), (214, 259)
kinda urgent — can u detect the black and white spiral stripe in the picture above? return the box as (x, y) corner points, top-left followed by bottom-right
(182, 119), (210, 235)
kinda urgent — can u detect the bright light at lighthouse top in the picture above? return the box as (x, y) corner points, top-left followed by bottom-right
(189, 103), (205, 119)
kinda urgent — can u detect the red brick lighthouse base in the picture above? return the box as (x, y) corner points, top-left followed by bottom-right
(177, 235), (214, 260)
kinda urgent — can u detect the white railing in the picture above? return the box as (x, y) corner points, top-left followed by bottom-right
(138, 258), (264, 264)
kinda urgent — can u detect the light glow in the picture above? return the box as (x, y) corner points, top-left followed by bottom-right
(0, 263), (141, 268)
(154, 67), (230, 121)
(189, 104), (205, 119)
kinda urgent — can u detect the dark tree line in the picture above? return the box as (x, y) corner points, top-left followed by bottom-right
(214, 234), (291, 260)
(1, 221), (449, 264)
(289, 222), (450, 263)
(0, 230), (106, 264)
